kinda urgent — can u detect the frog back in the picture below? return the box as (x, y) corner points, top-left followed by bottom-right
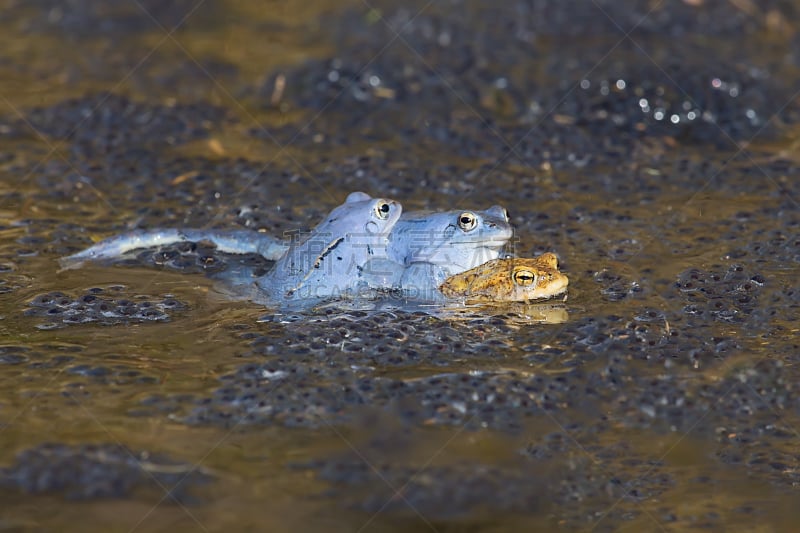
(258, 192), (402, 305)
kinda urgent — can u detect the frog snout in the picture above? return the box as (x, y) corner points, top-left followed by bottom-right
(486, 205), (510, 221)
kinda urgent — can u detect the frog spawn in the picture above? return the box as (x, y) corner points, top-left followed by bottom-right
(133, 304), (792, 527)
(0, 442), (212, 502)
(24, 287), (187, 329)
(4, 1), (799, 528)
(297, 438), (673, 522)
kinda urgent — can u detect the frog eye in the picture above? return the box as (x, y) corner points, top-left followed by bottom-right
(513, 269), (537, 286)
(374, 201), (392, 220)
(458, 212), (477, 231)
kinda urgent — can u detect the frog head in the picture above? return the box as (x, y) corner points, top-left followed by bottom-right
(318, 192), (403, 257)
(388, 205), (513, 273)
(275, 192), (402, 300)
(438, 253), (568, 303)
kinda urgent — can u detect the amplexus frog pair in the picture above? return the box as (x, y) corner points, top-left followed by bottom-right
(61, 192), (569, 309)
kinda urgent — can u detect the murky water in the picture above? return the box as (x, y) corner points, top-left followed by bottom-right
(1, 0), (800, 530)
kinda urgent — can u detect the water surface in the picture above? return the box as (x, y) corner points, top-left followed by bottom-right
(1, 0), (800, 530)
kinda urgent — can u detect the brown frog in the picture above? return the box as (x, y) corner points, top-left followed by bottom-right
(438, 253), (568, 304)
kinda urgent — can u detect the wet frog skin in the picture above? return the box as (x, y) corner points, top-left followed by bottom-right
(254, 192), (401, 306)
(357, 206), (514, 289)
(388, 206), (512, 272)
(59, 228), (286, 270)
(60, 206), (513, 284)
(438, 253), (569, 304)
(355, 254), (568, 306)
(61, 192), (402, 309)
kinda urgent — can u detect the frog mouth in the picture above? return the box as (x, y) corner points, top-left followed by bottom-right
(445, 240), (511, 254)
(456, 236), (512, 247)
(471, 241), (510, 255)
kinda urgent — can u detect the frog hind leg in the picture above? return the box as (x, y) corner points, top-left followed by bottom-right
(59, 228), (289, 270)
